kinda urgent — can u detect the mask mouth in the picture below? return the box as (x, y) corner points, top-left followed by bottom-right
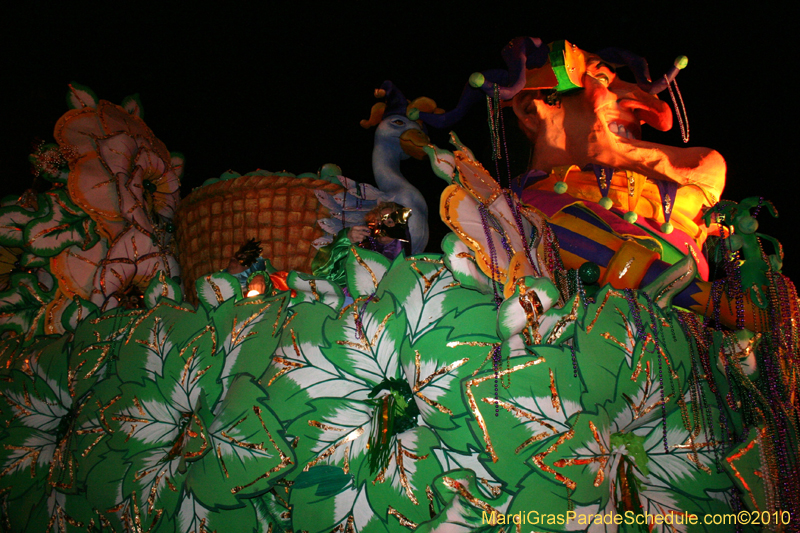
(617, 96), (673, 132)
(607, 121), (640, 141)
(590, 130), (726, 200)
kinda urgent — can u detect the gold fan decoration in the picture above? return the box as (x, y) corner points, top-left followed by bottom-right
(0, 246), (23, 292)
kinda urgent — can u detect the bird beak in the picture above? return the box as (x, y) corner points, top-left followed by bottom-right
(399, 129), (430, 160)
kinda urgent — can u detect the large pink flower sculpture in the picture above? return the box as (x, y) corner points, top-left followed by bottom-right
(92, 225), (179, 309)
(51, 225), (179, 311)
(55, 92), (183, 239)
(44, 86), (183, 313)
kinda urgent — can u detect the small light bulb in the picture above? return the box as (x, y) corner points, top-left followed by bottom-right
(246, 289), (261, 297)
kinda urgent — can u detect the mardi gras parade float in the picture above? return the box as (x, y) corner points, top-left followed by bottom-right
(1, 34), (798, 533)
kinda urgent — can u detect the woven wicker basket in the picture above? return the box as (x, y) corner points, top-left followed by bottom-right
(176, 173), (342, 302)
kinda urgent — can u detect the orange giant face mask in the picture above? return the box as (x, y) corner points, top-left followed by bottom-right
(415, 37), (726, 205)
(511, 40), (725, 203)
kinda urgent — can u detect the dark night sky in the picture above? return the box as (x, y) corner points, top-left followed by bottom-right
(5, 3), (798, 280)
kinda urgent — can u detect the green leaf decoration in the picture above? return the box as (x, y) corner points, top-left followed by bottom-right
(466, 350), (584, 489)
(220, 170), (242, 180)
(287, 426), (447, 531)
(115, 301), (215, 387)
(171, 490), (265, 533)
(723, 427), (769, 513)
(573, 286), (690, 414)
(196, 272), (242, 310)
(0, 271), (55, 341)
(286, 270), (344, 310)
(121, 93), (144, 118)
(266, 292), (432, 530)
(377, 255), (466, 343)
(278, 299), (406, 471)
(170, 152), (186, 179)
(638, 404), (734, 498)
(0, 487), (97, 533)
(1, 245), (27, 293)
(430, 446), (509, 502)
(441, 232), (493, 294)
(85, 456), (173, 532)
(184, 375), (295, 508)
(416, 468), (510, 533)
(23, 189), (98, 257)
(289, 476), (377, 533)
(144, 270), (183, 308)
(0, 338), (113, 527)
(422, 144), (457, 184)
(211, 293), (289, 388)
(102, 384), (209, 526)
(293, 465), (353, 496)
(249, 489), (294, 532)
(538, 293), (580, 346)
(314, 295), (404, 388)
(71, 306), (137, 351)
(345, 246), (391, 300)
(464, 285), (736, 530)
(60, 296), (100, 332)
(19, 249), (48, 268)
(358, 426), (445, 529)
(88, 291), (295, 522)
(400, 312), (497, 447)
(0, 335), (23, 371)
(261, 302), (342, 423)
(66, 82), (99, 109)
(0, 205), (36, 247)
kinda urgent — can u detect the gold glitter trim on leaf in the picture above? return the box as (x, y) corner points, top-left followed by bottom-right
(412, 349), (468, 415)
(388, 506), (418, 529)
(586, 290), (625, 333)
(336, 312), (394, 352)
(303, 423), (364, 471)
(396, 439), (429, 504)
(465, 357), (545, 462)
(483, 397), (560, 454)
(410, 262), (447, 294)
(230, 303), (273, 349)
(552, 420), (607, 487)
(532, 425), (577, 490)
(441, 476), (518, 533)
(230, 406), (293, 494)
(725, 429), (766, 511)
(349, 246), (379, 290)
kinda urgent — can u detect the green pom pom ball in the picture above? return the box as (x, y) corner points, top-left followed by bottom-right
(736, 216), (758, 235)
(554, 181), (568, 194)
(469, 72), (486, 88)
(578, 261), (601, 285)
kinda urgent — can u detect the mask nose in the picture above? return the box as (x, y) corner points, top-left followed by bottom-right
(615, 82), (673, 132)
